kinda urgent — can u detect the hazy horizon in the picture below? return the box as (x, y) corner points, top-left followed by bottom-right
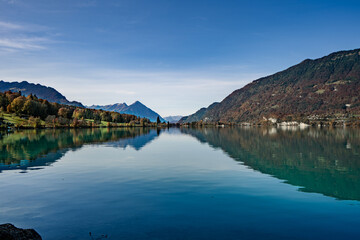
(1, 0), (359, 116)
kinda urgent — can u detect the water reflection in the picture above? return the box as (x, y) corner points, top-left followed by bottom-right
(181, 127), (360, 201)
(1, 127), (360, 201)
(0, 128), (160, 172)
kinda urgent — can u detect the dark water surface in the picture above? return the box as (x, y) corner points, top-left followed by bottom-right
(0, 127), (359, 239)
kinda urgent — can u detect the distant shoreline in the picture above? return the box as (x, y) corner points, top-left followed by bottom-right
(179, 120), (360, 128)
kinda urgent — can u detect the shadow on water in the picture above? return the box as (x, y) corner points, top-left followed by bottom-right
(181, 127), (360, 201)
(0, 128), (161, 173)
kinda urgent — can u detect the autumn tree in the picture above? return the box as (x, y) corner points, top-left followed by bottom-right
(45, 115), (56, 127)
(10, 96), (26, 115)
(28, 116), (42, 128)
(58, 107), (70, 118)
(111, 112), (122, 123)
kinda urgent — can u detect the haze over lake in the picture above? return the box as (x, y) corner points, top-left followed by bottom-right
(0, 127), (359, 239)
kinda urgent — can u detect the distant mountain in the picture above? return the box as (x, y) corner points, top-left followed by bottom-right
(182, 48), (360, 123)
(89, 101), (165, 122)
(163, 115), (183, 123)
(0, 80), (84, 107)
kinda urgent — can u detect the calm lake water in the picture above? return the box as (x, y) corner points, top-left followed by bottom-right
(0, 127), (360, 239)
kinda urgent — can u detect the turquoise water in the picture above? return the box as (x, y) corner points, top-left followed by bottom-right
(0, 127), (359, 239)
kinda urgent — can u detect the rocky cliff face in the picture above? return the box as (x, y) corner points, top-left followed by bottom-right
(0, 224), (42, 240)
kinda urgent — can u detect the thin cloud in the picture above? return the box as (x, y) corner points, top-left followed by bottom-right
(1, 0), (18, 4)
(0, 37), (48, 50)
(0, 21), (22, 30)
(0, 47), (17, 53)
(0, 19), (54, 51)
(0, 21), (51, 33)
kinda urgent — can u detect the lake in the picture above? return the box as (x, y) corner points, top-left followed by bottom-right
(0, 127), (360, 239)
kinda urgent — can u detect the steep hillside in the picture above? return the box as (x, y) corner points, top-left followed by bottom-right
(90, 101), (165, 122)
(184, 49), (360, 124)
(0, 80), (83, 107)
(179, 102), (219, 123)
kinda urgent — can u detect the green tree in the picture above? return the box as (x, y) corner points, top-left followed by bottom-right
(22, 99), (37, 116)
(0, 93), (9, 110)
(93, 111), (101, 123)
(100, 111), (112, 122)
(156, 116), (160, 124)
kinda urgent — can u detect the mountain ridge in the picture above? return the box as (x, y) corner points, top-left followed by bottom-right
(89, 101), (165, 122)
(0, 80), (84, 107)
(179, 102), (219, 123)
(0, 80), (164, 123)
(181, 48), (360, 124)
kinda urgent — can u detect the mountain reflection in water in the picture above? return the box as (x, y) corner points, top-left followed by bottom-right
(0, 128), (160, 172)
(181, 127), (360, 201)
(1, 127), (359, 201)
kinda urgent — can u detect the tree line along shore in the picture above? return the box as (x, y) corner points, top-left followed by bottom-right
(0, 91), (167, 129)
(180, 116), (360, 128)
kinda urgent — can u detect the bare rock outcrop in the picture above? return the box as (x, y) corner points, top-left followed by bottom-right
(0, 224), (42, 240)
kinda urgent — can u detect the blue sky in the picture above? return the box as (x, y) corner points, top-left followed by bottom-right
(0, 0), (359, 116)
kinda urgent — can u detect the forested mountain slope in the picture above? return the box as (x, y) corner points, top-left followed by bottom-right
(183, 49), (360, 124)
